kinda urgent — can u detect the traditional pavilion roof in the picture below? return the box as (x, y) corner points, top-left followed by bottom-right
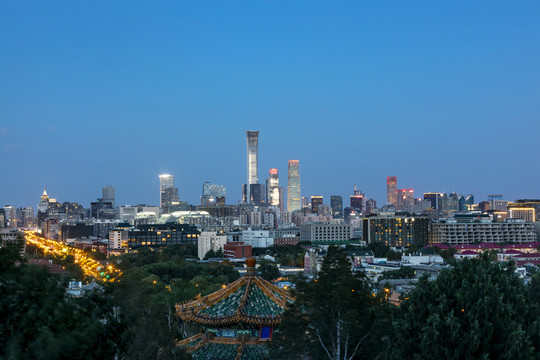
(176, 258), (294, 327)
(178, 334), (269, 360)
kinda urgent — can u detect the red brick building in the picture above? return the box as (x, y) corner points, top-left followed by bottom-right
(223, 242), (252, 259)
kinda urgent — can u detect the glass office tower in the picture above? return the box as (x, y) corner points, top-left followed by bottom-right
(287, 160), (301, 213)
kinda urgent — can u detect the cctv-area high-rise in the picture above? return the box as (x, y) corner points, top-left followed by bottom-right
(387, 176), (397, 206)
(159, 174), (179, 214)
(244, 131), (263, 205)
(266, 168), (280, 207)
(102, 186), (115, 208)
(287, 160), (301, 213)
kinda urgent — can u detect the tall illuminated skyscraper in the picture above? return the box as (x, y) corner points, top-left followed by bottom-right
(159, 174), (179, 214)
(266, 168), (280, 206)
(246, 131), (259, 203)
(287, 160), (301, 213)
(387, 176), (398, 206)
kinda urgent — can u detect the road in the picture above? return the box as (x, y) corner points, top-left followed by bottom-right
(24, 231), (122, 281)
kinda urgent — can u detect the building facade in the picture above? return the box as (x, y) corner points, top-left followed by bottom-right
(431, 216), (537, 245)
(311, 196), (323, 214)
(330, 195), (343, 218)
(198, 231), (227, 259)
(246, 130), (259, 204)
(102, 186), (115, 208)
(266, 168), (280, 207)
(128, 223), (199, 248)
(201, 182), (227, 206)
(387, 176), (397, 206)
(362, 212), (429, 248)
(287, 160), (301, 213)
(159, 174), (179, 214)
(300, 223), (353, 243)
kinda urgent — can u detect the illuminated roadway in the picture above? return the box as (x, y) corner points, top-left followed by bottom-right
(24, 231), (122, 282)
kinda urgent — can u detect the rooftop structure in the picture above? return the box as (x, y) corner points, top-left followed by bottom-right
(176, 258), (294, 359)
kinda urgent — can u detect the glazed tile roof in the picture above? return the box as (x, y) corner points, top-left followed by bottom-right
(176, 274), (294, 327)
(188, 342), (268, 360)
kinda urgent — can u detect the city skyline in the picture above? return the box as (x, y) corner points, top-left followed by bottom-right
(3, 140), (540, 209)
(2, 2), (540, 206)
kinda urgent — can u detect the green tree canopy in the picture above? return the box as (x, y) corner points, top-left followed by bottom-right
(258, 259), (280, 281)
(0, 246), (127, 360)
(387, 254), (538, 359)
(272, 245), (391, 359)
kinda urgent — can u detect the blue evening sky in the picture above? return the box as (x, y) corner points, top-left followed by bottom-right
(1, 1), (539, 208)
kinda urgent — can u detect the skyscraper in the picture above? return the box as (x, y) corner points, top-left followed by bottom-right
(102, 186), (115, 208)
(350, 195), (364, 213)
(159, 174), (179, 214)
(311, 196), (323, 214)
(246, 131), (259, 204)
(424, 192), (442, 210)
(330, 195), (343, 218)
(396, 189), (414, 211)
(387, 176), (398, 206)
(266, 168), (280, 207)
(365, 198), (377, 215)
(201, 182), (227, 206)
(287, 160), (301, 213)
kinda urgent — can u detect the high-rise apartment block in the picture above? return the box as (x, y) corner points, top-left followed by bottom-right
(387, 176), (397, 206)
(287, 160), (301, 213)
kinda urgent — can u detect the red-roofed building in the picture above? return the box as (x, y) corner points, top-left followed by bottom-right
(502, 242), (540, 253)
(454, 250), (479, 260)
(28, 259), (70, 275)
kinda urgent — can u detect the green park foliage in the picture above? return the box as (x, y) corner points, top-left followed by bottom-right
(387, 254), (540, 360)
(4, 239), (540, 360)
(271, 246), (393, 359)
(0, 246), (127, 360)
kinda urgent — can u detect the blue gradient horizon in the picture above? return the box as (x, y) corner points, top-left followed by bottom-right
(1, 1), (539, 208)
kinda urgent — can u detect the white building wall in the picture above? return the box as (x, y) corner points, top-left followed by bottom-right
(198, 231), (227, 259)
